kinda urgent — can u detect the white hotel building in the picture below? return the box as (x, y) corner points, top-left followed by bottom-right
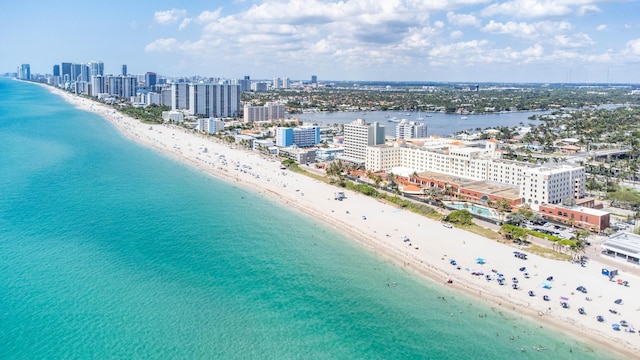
(396, 120), (427, 139)
(188, 83), (241, 118)
(243, 102), (286, 122)
(170, 83), (241, 118)
(343, 119), (386, 163)
(365, 139), (585, 207)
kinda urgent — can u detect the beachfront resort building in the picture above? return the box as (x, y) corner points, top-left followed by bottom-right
(275, 127), (320, 147)
(243, 102), (286, 122)
(188, 83), (241, 118)
(170, 83), (190, 110)
(18, 64), (31, 80)
(162, 110), (184, 123)
(396, 120), (427, 139)
(343, 119), (386, 163)
(196, 117), (225, 134)
(278, 146), (317, 164)
(169, 83), (240, 118)
(365, 138), (586, 208)
(91, 75), (105, 97)
(105, 75), (137, 98)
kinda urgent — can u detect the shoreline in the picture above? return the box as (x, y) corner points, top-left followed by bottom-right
(41, 83), (640, 358)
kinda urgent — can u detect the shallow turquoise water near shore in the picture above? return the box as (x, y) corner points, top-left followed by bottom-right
(0, 78), (613, 359)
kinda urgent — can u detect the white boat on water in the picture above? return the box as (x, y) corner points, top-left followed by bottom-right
(388, 117), (401, 123)
(460, 116), (468, 120)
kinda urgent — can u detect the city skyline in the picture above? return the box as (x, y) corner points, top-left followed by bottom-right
(2, 0), (640, 83)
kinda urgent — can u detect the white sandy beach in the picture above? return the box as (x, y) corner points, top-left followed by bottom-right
(46, 85), (640, 357)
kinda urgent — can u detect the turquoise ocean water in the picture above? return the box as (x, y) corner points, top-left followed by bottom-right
(0, 78), (612, 359)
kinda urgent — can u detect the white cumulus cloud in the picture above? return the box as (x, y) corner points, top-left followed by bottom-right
(145, 38), (179, 52)
(154, 9), (187, 25)
(450, 30), (464, 39)
(447, 12), (481, 27)
(481, 0), (571, 18)
(577, 4), (600, 16)
(482, 20), (572, 39)
(625, 38), (640, 56)
(179, 18), (192, 30)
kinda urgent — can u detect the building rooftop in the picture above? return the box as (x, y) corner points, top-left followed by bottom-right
(417, 171), (478, 186)
(460, 181), (521, 200)
(603, 232), (640, 256)
(541, 204), (609, 217)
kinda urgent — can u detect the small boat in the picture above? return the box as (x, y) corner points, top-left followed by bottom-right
(596, 315), (604, 322)
(543, 295), (550, 301)
(578, 307), (585, 315)
(460, 116), (468, 120)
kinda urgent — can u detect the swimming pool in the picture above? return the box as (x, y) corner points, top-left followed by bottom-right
(445, 202), (496, 218)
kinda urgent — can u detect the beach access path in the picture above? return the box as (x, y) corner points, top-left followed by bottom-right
(45, 85), (640, 358)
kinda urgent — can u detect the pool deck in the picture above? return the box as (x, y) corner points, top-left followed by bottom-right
(444, 201), (498, 219)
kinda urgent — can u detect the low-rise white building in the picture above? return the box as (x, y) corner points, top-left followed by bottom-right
(602, 232), (640, 265)
(196, 117), (225, 134)
(162, 110), (185, 123)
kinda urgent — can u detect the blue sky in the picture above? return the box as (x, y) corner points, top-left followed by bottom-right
(2, 0), (640, 83)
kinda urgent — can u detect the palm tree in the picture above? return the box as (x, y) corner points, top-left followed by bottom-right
(373, 176), (382, 189)
(387, 172), (397, 191)
(411, 171), (419, 184)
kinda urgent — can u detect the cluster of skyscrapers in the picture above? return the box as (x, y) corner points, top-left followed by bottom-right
(17, 64), (31, 80)
(17, 61), (321, 120)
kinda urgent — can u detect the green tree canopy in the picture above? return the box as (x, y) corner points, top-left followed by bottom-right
(445, 210), (473, 225)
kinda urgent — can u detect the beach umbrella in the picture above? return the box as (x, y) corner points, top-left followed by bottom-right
(542, 282), (552, 289)
(614, 299), (623, 305)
